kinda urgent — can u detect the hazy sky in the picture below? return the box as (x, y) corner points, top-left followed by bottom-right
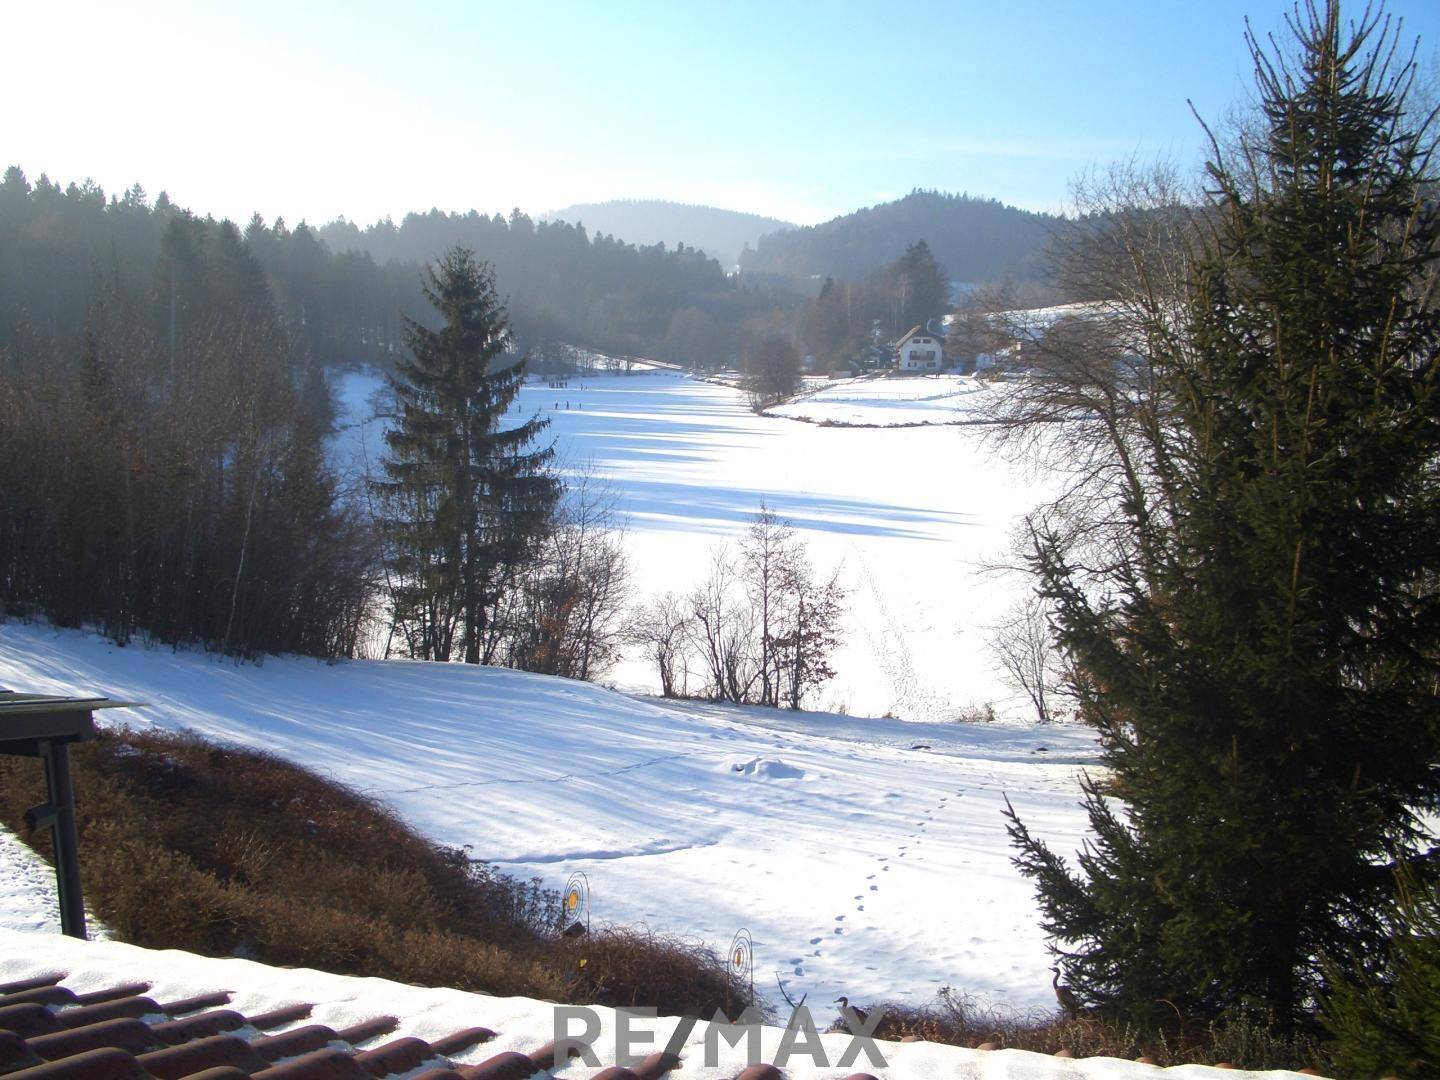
(5, 1), (1438, 227)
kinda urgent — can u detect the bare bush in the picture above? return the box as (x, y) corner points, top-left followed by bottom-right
(628, 592), (691, 698)
(638, 508), (846, 708)
(486, 472), (632, 681)
(988, 592), (1066, 723)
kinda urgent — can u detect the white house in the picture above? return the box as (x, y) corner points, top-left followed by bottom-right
(895, 325), (943, 372)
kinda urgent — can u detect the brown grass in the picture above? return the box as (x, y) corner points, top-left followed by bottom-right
(831, 988), (1337, 1073)
(0, 727), (759, 1020)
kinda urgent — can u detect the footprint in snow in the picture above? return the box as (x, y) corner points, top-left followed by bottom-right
(834, 927), (845, 935)
(809, 937), (822, 945)
(857, 904), (865, 912)
(835, 914), (846, 921)
(866, 874), (876, 880)
(869, 884), (878, 891)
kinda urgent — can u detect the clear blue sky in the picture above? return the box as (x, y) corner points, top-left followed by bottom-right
(5, 1), (1438, 226)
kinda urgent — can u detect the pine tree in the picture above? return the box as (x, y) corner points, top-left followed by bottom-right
(1004, 2), (1440, 1029)
(377, 246), (559, 663)
(886, 240), (949, 335)
(1322, 868), (1440, 1078)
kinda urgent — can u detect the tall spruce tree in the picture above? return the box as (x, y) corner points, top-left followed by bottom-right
(1004, 2), (1440, 1028)
(377, 246), (559, 663)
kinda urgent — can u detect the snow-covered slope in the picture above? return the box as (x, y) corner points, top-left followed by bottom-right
(333, 368), (1055, 723)
(0, 623), (1094, 1017)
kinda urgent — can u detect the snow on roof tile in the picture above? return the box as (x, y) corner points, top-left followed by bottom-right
(0, 931), (1324, 1080)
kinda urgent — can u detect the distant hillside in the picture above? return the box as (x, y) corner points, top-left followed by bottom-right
(740, 189), (1059, 285)
(544, 199), (794, 269)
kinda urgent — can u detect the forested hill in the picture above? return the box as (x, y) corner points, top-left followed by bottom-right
(0, 167), (795, 371)
(740, 189), (1059, 284)
(316, 207), (794, 360)
(541, 199), (795, 269)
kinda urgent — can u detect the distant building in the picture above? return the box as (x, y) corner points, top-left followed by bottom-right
(895, 325), (944, 372)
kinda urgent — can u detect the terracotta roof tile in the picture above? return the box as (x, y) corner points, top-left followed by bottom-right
(455, 1049), (538, 1080)
(249, 1024), (343, 1062)
(26, 1018), (160, 1060)
(332, 1019), (397, 1047)
(72, 984), (151, 1007)
(0, 976), (450, 1080)
(250, 1047), (372, 1080)
(426, 1028), (495, 1058)
(0, 988), (76, 1012)
(8, 1045), (152, 1079)
(0, 978), (65, 999)
(0, 1004), (63, 1040)
(0, 1029), (44, 1074)
(156, 994), (231, 1017)
(149, 1011), (250, 1045)
(135, 1035), (268, 1078)
(244, 1006), (314, 1032)
(54, 997), (163, 1029)
(353, 1036), (442, 1076)
(0, 966), (1327, 1080)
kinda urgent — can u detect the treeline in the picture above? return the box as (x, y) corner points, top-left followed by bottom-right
(0, 167), (799, 372)
(740, 189), (1057, 285)
(0, 209), (373, 656)
(317, 208), (797, 362)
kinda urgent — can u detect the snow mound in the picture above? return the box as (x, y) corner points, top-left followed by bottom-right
(725, 756), (806, 780)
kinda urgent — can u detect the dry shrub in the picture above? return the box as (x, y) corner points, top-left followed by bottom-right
(838, 988), (1334, 1073)
(0, 727), (756, 1018)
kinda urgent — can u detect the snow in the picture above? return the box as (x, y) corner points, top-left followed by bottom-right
(0, 622), (1094, 1020)
(768, 373), (995, 427)
(0, 931), (1309, 1079)
(0, 825), (67, 935)
(0, 365), (1093, 1022)
(332, 367), (1057, 723)
(0, 792), (111, 941)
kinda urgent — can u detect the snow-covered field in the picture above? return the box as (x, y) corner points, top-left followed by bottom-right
(769, 373), (994, 427)
(0, 366), (1092, 1018)
(0, 623), (1095, 1018)
(334, 367), (1054, 723)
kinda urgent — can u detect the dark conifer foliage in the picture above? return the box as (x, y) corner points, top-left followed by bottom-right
(0, 170), (796, 372)
(1004, 2), (1440, 1029)
(0, 209), (373, 657)
(375, 247), (560, 664)
(317, 208), (797, 362)
(741, 189), (1055, 284)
